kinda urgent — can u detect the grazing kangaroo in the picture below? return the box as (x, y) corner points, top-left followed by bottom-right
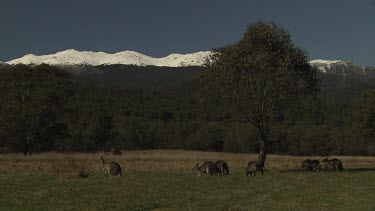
(328, 158), (343, 171)
(319, 158), (343, 171)
(245, 161), (263, 176)
(193, 162), (220, 176)
(319, 158), (330, 171)
(100, 156), (122, 177)
(215, 160), (230, 175)
(302, 159), (313, 171)
(311, 160), (320, 171)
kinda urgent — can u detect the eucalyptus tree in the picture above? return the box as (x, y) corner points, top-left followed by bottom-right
(200, 22), (319, 168)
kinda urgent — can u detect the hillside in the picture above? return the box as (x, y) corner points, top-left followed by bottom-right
(67, 61), (375, 98)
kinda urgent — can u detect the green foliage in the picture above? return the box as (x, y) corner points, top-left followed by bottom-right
(352, 90), (375, 138)
(222, 122), (258, 153)
(186, 123), (224, 151)
(200, 22), (318, 124)
(351, 90), (375, 155)
(0, 65), (73, 155)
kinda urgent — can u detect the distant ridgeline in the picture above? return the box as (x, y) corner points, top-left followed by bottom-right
(1, 60), (375, 155)
(64, 60), (375, 98)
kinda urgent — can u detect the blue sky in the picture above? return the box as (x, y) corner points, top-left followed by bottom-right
(1, 0), (374, 66)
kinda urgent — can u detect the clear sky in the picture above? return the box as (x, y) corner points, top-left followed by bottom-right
(1, 0), (374, 66)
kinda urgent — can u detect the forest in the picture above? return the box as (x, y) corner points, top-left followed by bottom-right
(1, 63), (375, 156)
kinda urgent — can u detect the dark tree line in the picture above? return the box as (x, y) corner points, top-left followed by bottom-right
(0, 64), (73, 155)
(1, 63), (375, 156)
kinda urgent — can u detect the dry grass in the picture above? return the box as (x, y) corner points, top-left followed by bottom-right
(51, 158), (89, 179)
(1, 150), (375, 175)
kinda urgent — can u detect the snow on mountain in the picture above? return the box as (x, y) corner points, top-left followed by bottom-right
(6, 49), (374, 77)
(309, 59), (342, 65)
(309, 59), (349, 73)
(6, 49), (212, 67)
(309, 59), (375, 78)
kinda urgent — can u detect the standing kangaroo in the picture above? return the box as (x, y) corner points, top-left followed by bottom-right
(215, 160), (230, 175)
(100, 156), (122, 177)
(193, 162), (220, 176)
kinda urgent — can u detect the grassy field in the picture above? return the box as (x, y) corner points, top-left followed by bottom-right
(1, 150), (375, 210)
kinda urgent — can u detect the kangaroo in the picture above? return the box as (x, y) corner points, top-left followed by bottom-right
(319, 158), (343, 171)
(302, 159), (313, 171)
(245, 161), (263, 176)
(311, 160), (320, 171)
(328, 158), (343, 171)
(215, 160), (230, 175)
(193, 162), (220, 176)
(319, 158), (330, 171)
(100, 156), (122, 177)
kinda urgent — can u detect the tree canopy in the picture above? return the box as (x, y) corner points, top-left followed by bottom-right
(0, 64), (73, 155)
(200, 21), (319, 167)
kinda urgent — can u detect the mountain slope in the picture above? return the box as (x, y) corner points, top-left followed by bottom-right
(310, 59), (375, 78)
(0, 61), (9, 68)
(7, 49), (211, 67)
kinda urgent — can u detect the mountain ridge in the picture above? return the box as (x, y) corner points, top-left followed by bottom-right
(7, 49), (212, 67)
(5, 49), (375, 77)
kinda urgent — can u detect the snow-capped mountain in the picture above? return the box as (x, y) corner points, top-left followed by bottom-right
(6, 49), (212, 67)
(6, 49), (374, 78)
(309, 59), (375, 77)
(309, 59), (344, 73)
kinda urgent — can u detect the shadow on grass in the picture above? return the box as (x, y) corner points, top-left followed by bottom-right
(344, 168), (375, 173)
(280, 168), (375, 173)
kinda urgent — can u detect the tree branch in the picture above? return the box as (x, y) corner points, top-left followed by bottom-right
(269, 129), (289, 144)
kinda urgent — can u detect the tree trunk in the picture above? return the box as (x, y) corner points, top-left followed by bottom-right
(258, 132), (267, 173)
(28, 148), (33, 156)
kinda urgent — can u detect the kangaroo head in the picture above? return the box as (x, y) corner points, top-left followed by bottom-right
(100, 156), (105, 163)
(192, 163), (199, 171)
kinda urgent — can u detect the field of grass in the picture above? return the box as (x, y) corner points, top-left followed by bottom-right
(1, 150), (375, 210)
